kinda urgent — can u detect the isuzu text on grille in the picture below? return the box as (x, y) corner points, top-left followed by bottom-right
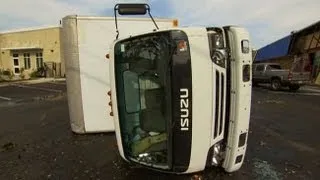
(180, 88), (189, 131)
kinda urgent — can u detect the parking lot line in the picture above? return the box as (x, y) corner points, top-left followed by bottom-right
(12, 84), (63, 93)
(48, 81), (66, 85)
(0, 96), (12, 101)
(269, 91), (320, 96)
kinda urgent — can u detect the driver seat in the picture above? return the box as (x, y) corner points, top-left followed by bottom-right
(140, 88), (166, 132)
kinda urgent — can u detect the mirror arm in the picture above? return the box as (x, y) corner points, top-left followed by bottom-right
(114, 4), (120, 40)
(145, 4), (159, 30)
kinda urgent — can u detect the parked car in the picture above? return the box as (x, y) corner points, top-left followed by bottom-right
(252, 63), (310, 91)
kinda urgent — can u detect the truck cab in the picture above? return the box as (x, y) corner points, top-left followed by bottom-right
(107, 26), (252, 174)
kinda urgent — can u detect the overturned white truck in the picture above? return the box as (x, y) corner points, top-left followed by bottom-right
(108, 4), (253, 174)
(61, 14), (178, 134)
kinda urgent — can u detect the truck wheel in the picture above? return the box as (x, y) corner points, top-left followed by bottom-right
(271, 79), (281, 91)
(289, 85), (300, 91)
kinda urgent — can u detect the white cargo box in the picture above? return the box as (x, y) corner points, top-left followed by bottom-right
(61, 15), (178, 134)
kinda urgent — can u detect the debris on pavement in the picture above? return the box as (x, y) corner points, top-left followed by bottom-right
(259, 141), (266, 146)
(1, 142), (16, 152)
(191, 174), (203, 180)
(252, 158), (282, 180)
(265, 100), (285, 104)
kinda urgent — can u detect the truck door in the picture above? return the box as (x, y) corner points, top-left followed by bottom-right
(254, 64), (265, 82)
(222, 26), (252, 172)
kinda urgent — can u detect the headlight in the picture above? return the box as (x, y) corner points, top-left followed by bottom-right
(211, 34), (224, 49)
(214, 144), (221, 154)
(211, 143), (222, 166)
(211, 49), (227, 68)
(207, 31), (227, 68)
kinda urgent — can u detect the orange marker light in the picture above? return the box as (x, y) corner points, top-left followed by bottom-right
(107, 90), (113, 116)
(173, 19), (178, 27)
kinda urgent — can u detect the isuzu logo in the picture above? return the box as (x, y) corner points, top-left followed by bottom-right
(180, 88), (189, 131)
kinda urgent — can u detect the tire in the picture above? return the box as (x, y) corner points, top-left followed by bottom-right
(289, 85), (300, 91)
(271, 78), (281, 91)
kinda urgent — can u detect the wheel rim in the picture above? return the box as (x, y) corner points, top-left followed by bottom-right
(272, 80), (280, 89)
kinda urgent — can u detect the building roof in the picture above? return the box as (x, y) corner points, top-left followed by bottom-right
(255, 35), (292, 62)
(0, 47), (43, 51)
(255, 20), (320, 62)
(293, 20), (320, 35)
(289, 20), (320, 53)
(0, 25), (61, 35)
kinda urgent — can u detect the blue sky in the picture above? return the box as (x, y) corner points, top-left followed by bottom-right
(0, 0), (319, 49)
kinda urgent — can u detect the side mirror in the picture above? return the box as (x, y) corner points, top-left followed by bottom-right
(117, 4), (147, 15)
(114, 3), (159, 39)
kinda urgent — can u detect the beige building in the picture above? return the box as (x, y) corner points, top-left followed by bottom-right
(255, 20), (320, 85)
(0, 26), (64, 80)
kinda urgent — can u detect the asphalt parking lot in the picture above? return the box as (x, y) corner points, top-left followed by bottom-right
(0, 81), (66, 106)
(0, 80), (319, 180)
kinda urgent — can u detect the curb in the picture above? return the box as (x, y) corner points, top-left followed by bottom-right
(0, 78), (66, 87)
(304, 85), (320, 91)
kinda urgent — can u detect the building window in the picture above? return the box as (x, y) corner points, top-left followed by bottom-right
(23, 53), (31, 69)
(36, 52), (43, 68)
(13, 59), (19, 66)
(12, 53), (20, 74)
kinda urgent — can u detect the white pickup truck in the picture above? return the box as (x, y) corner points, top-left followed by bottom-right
(253, 62), (310, 91)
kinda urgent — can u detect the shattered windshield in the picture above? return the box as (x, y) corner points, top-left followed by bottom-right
(114, 32), (173, 169)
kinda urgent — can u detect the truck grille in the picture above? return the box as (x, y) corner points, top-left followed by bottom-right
(214, 70), (225, 139)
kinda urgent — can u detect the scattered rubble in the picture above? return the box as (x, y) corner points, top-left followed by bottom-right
(1, 142), (16, 152)
(259, 141), (266, 146)
(252, 158), (282, 180)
